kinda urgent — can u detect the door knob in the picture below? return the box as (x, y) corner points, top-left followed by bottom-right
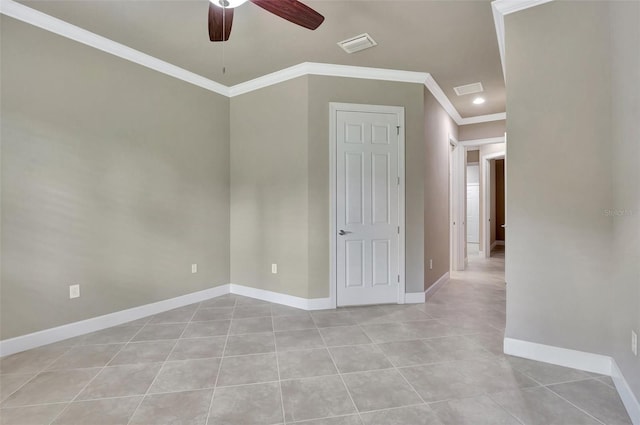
(339, 230), (351, 235)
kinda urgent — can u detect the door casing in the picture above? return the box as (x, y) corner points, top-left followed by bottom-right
(329, 102), (406, 308)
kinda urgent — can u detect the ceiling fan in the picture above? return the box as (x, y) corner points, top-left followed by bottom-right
(208, 0), (325, 42)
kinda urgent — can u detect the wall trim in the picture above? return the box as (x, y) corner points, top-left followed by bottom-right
(505, 337), (640, 424)
(611, 360), (640, 425)
(492, 0), (554, 79)
(503, 337), (612, 375)
(404, 292), (426, 304)
(459, 136), (506, 147)
(229, 284), (332, 310)
(425, 272), (451, 301)
(0, 0), (505, 126)
(0, 284), (231, 357)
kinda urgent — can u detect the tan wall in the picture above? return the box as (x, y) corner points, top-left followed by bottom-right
(467, 150), (479, 163)
(459, 120), (506, 141)
(0, 17), (230, 339)
(424, 89), (458, 289)
(496, 159), (505, 241)
(230, 77), (310, 298)
(505, 1), (614, 356)
(609, 0), (640, 398)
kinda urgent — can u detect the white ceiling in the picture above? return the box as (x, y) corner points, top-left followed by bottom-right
(17, 0), (505, 118)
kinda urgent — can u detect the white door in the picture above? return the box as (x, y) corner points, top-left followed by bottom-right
(466, 164), (480, 243)
(335, 108), (402, 306)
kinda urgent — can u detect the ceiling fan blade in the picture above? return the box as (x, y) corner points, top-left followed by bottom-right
(250, 0), (324, 30)
(208, 3), (234, 41)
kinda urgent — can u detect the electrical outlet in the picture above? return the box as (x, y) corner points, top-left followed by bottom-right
(632, 330), (638, 356)
(429, 259), (433, 270)
(271, 263), (278, 274)
(69, 284), (80, 299)
(191, 264), (197, 274)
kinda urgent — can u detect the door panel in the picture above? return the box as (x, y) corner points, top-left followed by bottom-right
(336, 109), (400, 306)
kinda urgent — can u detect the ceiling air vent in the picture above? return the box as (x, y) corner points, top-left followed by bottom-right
(453, 82), (484, 96)
(338, 33), (377, 54)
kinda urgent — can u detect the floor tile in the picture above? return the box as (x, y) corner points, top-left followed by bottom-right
(76, 363), (161, 400)
(235, 297), (270, 306)
(181, 320), (230, 338)
(399, 362), (485, 402)
(277, 348), (337, 379)
(148, 358), (220, 393)
(229, 316), (274, 335)
(0, 403), (68, 425)
(108, 341), (175, 365)
(371, 307), (433, 324)
(46, 344), (123, 370)
(131, 323), (186, 342)
(402, 320), (464, 339)
(51, 396), (142, 425)
(271, 304), (309, 317)
(199, 296), (237, 309)
(424, 336), (495, 362)
(192, 308), (234, 322)
(273, 314), (316, 331)
(342, 369), (422, 412)
(430, 395), (520, 425)
(291, 416), (363, 425)
(217, 353), (278, 387)
(275, 329), (325, 351)
(490, 386), (602, 425)
(168, 337), (226, 360)
(233, 305), (272, 319)
(80, 325), (142, 345)
(463, 332), (505, 356)
(549, 379), (632, 425)
(504, 356), (592, 385)
(224, 332), (275, 356)
(360, 323), (417, 343)
(1, 368), (100, 407)
(360, 404), (442, 425)
(208, 382), (283, 425)
(346, 306), (389, 324)
(329, 345), (392, 373)
(0, 346), (70, 375)
(281, 375), (355, 422)
(129, 389), (213, 425)
(376, 340), (440, 367)
(148, 305), (198, 324)
(319, 326), (372, 347)
(311, 311), (356, 328)
(0, 373), (35, 402)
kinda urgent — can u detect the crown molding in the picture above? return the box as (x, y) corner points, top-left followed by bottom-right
(1, 0), (505, 125)
(492, 0), (554, 79)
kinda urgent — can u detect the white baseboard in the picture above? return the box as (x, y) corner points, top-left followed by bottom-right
(504, 337), (639, 424)
(229, 283), (333, 310)
(424, 272), (450, 302)
(503, 337), (612, 375)
(0, 284), (231, 357)
(612, 360), (640, 425)
(404, 292), (426, 304)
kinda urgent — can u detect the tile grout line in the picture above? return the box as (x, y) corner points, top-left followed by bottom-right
(47, 320), (151, 425)
(272, 311), (287, 424)
(203, 296), (236, 425)
(124, 305), (199, 425)
(544, 384), (608, 425)
(312, 313), (364, 425)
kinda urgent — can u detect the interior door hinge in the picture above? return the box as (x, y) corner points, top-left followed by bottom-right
(397, 226), (400, 234)
(396, 126), (400, 135)
(397, 176), (400, 185)
(397, 275), (400, 282)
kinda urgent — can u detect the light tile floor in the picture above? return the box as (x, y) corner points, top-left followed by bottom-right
(0, 249), (632, 424)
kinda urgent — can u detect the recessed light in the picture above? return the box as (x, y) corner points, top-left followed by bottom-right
(473, 97), (486, 105)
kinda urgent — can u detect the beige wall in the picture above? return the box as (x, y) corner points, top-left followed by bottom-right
(1, 17), (230, 339)
(609, 0), (640, 398)
(424, 89), (458, 289)
(230, 76), (427, 298)
(505, 1), (614, 357)
(459, 120), (506, 141)
(230, 77), (310, 298)
(467, 150), (479, 163)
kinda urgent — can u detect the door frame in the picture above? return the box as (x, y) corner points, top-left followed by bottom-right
(449, 135), (466, 271)
(329, 102), (406, 308)
(481, 151), (506, 258)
